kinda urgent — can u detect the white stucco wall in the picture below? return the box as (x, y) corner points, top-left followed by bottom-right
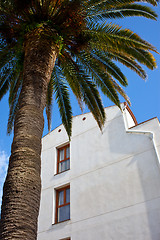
(38, 104), (160, 240)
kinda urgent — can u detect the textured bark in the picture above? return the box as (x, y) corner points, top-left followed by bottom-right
(0, 31), (58, 239)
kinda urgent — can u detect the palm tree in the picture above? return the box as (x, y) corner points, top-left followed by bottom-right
(0, 0), (158, 239)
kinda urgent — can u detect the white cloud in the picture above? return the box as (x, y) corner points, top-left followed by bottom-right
(0, 150), (9, 206)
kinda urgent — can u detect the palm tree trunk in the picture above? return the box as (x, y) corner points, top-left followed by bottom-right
(0, 30), (58, 239)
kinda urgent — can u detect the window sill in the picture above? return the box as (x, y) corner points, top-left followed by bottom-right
(53, 219), (71, 225)
(54, 169), (70, 176)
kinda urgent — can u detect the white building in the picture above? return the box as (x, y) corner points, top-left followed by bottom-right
(38, 103), (160, 240)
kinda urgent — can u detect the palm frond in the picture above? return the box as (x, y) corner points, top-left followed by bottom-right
(0, 65), (14, 100)
(76, 51), (122, 107)
(122, 48), (157, 69)
(112, 79), (131, 105)
(7, 78), (22, 134)
(85, 0), (158, 10)
(77, 71), (106, 129)
(8, 71), (22, 105)
(105, 52), (147, 79)
(86, 22), (157, 53)
(91, 50), (128, 86)
(46, 77), (54, 132)
(52, 67), (72, 138)
(58, 53), (106, 129)
(58, 51), (84, 111)
(86, 4), (157, 20)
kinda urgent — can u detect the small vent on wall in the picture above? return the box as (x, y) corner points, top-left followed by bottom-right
(82, 117), (86, 121)
(58, 129), (61, 132)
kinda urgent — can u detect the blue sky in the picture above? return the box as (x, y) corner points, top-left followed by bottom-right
(0, 5), (160, 205)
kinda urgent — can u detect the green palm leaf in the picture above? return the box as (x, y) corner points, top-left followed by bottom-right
(76, 51), (121, 107)
(105, 52), (147, 79)
(78, 75), (106, 129)
(52, 67), (72, 138)
(86, 22), (157, 53)
(85, 0), (158, 9)
(58, 53), (106, 129)
(7, 79), (22, 134)
(86, 4), (157, 20)
(46, 77), (54, 132)
(91, 50), (128, 86)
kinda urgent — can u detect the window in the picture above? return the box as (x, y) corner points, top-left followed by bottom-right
(55, 186), (70, 223)
(57, 144), (70, 173)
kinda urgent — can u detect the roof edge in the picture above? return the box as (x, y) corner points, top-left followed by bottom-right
(129, 117), (159, 129)
(42, 104), (120, 139)
(124, 102), (138, 126)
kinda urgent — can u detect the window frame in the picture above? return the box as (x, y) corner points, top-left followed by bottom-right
(57, 144), (70, 174)
(55, 185), (70, 223)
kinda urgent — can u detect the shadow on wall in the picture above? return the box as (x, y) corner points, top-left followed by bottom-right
(107, 116), (160, 240)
